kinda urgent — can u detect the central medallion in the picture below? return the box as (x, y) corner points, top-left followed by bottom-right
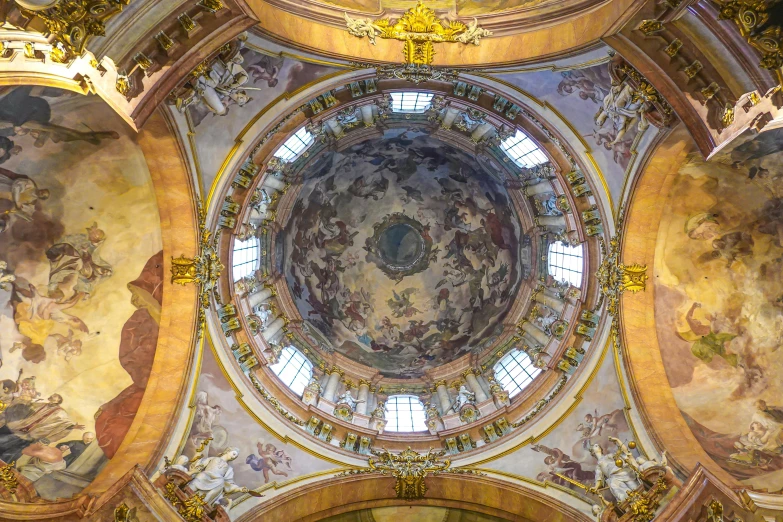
(367, 214), (432, 282)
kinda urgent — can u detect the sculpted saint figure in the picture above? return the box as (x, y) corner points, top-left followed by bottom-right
(452, 385), (476, 412)
(186, 447), (249, 507)
(336, 390), (364, 412)
(371, 400), (388, 420)
(591, 443), (640, 503)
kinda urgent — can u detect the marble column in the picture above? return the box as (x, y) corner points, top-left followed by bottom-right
(248, 287), (273, 309)
(463, 370), (489, 402)
(356, 380), (371, 415)
(262, 316), (285, 341)
(433, 380), (452, 414)
(533, 290), (565, 314)
(519, 320), (550, 347)
(322, 368), (343, 401)
(524, 182), (553, 196)
(535, 215), (566, 228)
(264, 177), (287, 190)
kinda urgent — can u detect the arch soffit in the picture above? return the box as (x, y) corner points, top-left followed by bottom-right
(234, 473), (594, 522)
(619, 125), (738, 485)
(246, 0), (644, 68)
(83, 108), (202, 495)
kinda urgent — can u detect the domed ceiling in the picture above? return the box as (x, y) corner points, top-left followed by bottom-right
(282, 129), (530, 378)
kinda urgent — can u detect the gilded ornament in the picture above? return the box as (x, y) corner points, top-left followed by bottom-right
(50, 42), (69, 63)
(133, 52), (153, 71)
(511, 375), (567, 428)
(706, 499), (724, 522)
(17, 0), (129, 62)
(595, 209), (648, 318)
(248, 373), (306, 426)
(683, 60), (703, 78)
(638, 19), (664, 35)
(23, 42), (36, 59)
(700, 82), (721, 100)
(624, 477), (668, 522)
(114, 503), (135, 522)
(721, 102), (736, 128)
(339, 447), (483, 500)
(0, 461), (17, 493)
(344, 1), (491, 66)
(116, 71), (132, 97)
(179, 493), (208, 522)
(664, 38), (683, 57)
(155, 31), (175, 51)
(170, 201), (224, 338)
(197, 0), (226, 12)
(717, 0), (783, 85)
(178, 13), (197, 33)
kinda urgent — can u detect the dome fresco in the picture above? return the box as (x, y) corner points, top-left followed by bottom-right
(282, 129), (531, 378)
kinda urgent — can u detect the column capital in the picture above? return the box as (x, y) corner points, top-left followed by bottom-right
(358, 379), (372, 387)
(330, 366), (345, 377)
(461, 368), (481, 378)
(432, 379), (447, 388)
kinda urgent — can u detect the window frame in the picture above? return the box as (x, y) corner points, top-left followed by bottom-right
(389, 91), (435, 113)
(232, 236), (260, 282)
(274, 127), (314, 162)
(493, 350), (542, 398)
(384, 394), (428, 432)
(547, 241), (584, 288)
(500, 129), (549, 168)
(270, 345), (314, 396)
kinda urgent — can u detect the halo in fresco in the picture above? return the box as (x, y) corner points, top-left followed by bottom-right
(282, 130), (528, 378)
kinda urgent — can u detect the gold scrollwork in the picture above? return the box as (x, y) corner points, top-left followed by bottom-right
(0, 461), (18, 494)
(170, 201), (224, 338)
(344, 1), (491, 66)
(596, 208), (648, 318)
(18, 0), (130, 63)
(248, 373), (306, 426)
(338, 447), (484, 500)
(510, 374), (567, 428)
(717, 0), (783, 85)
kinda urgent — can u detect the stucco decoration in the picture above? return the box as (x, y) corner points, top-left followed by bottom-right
(486, 352), (634, 504)
(174, 33), (340, 193)
(282, 129), (528, 378)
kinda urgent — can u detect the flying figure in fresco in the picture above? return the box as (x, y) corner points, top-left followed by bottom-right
(246, 440), (292, 483)
(387, 288), (421, 318)
(677, 302), (739, 368)
(46, 222), (113, 303)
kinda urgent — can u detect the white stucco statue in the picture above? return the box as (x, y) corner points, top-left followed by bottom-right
(591, 443), (640, 504)
(193, 55), (250, 116)
(453, 385), (476, 411)
(336, 390), (364, 412)
(186, 447), (249, 507)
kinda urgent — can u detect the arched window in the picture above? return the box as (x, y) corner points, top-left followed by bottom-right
(270, 345), (313, 396)
(547, 241), (584, 287)
(500, 129), (548, 168)
(232, 236), (259, 282)
(493, 351), (542, 398)
(389, 91), (434, 113)
(274, 127), (314, 162)
(385, 395), (428, 432)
